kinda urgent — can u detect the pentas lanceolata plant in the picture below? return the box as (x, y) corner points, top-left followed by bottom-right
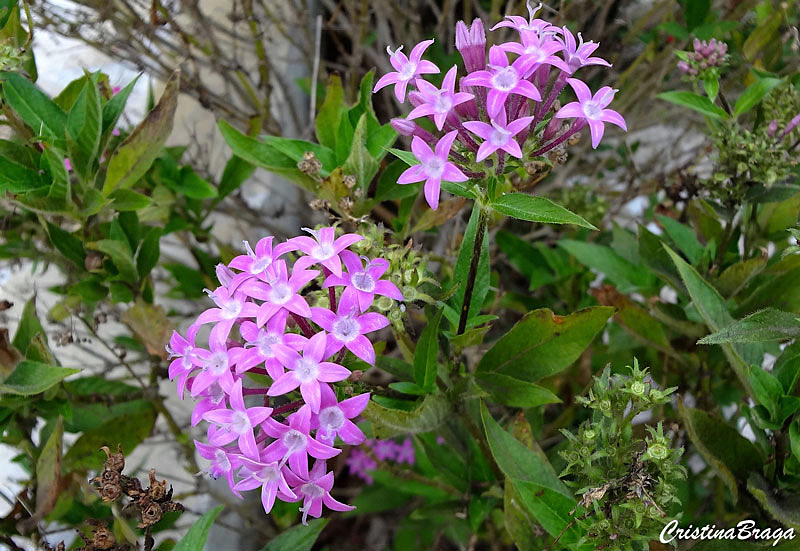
(166, 227), (403, 523)
(374, 1), (626, 210)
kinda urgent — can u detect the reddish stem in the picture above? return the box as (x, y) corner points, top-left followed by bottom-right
(531, 119), (586, 157)
(291, 312), (315, 338)
(273, 399), (305, 416)
(322, 267), (337, 312)
(242, 387), (268, 396)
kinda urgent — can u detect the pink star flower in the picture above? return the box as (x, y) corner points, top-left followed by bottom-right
(554, 78), (626, 148)
(202, 379), (273, 460)
(373, 40), (440, 102)
(194, 440), (243, 497)
(407, 65), (474, 130)
(228, 237), (296, 288)
(167, 330), (197, 399)
(190, 286), (259, 342)
(291, 227), (363, 278)
(188, 324), (237, 397)
(190, 382), (227, 427)
(396, 131), (467, 211)
(490, 1), (558, 36)
(323, 250), (403, 312)
(313, 384), (369, 445)
(463, 109), (534, 161)
(262, 405), (340, 478)
(462, 46), (541, 118)
(237, 260), (318, 325)
(268, 331), (351, 413)
(558, 27), (611, 74)
(233, 311), (305, 380)
(283, 460), (355, 525)
(499, 31), (569, 75)
(234, 458), (296, 514)
(310, 292), (390, 365)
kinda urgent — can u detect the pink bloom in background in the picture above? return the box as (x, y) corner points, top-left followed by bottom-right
(63, 158), (72, 172)
(490, 1), (555, 35)
(397, 131), (467, 210)
(555, 78), (626, 148)
(373, 40), (440, 102)
(168, 225), (404, 519)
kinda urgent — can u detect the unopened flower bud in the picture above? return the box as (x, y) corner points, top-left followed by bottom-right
(455, 18), (486, 73)
(390, 117), (435, 143)
(216, 263), (235, 287)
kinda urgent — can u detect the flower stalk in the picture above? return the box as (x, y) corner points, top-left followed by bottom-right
(457, 205), (489, 335)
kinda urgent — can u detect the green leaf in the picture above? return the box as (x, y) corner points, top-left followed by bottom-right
(703, 77), (719, 102)
(89, 239), (139, 283)
(389, 147), (419, 167)
(747, 473), (800, 530)
(0, 71), (67, 148)
(413, 308), (442, 392)
(0, 0), (16, 29)
(42, 148), (70, 208)
(103, 70), (179, 195)
(448, 203), (489, 325)
(100, 75), (139, 149)
(657, 91), (728, 119)
(734, 77), (782, 116)
(480, 402), (580, 543)
(680, 0), (709, 29)
(592, 287), (673, 353)
(12, 297), (45, 355)
(261, 519), (328, 551)
(657, 215), (704, 265)
(315, 74), (345, 150)
(66, 76), (102, 180)
(679, 402), (763, 502)
(491, 193), (597, 229)
(475, 307), (613, 383)
(742, 13), (781, 61)
(173, 506), (224, 551)
(342, 114), (379, 191)
(698, 308), (800, 344)
(774, 340), (800, 395)
(749, 365), (784, 420)
(137, 226), (161, 280)
(0, 154), (47, 193)
(0, 361), (80, 396)
(170, 167), (217, 199)
(714, 256), (767, 298)
(374, 159), (420, 202)
(362, 393), (449, 439)
(109, 189), (152, 211)
(559, 240), (654, 293)
(665, 245), (756, 396)
(218, 156), (255, 199)
(34, 416), (63, 519)
(474, 374), (560, 408)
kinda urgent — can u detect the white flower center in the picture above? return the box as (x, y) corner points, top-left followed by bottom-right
(282, 429), (307, 453)
(399, 62), (417, 80)
(301, 482), (325, 499)
(206, 352), (229, 376)
(492, 67), (518, 91)
(207, 382), (226, 405)
(489, 125), (512, 146)
(583, 100), (602, 119)
(270, 283), (292, 304)
(256, 464), (279, 483)
(351, 271), (375, 292)
(231, 410), (251, 434)
(333, 316), (361, 343)
(312, 243), (335, 260)
(220, 298), (242, 320)
(250, 255), (273, 274)
(295, 357), (320, 383)
(212, 449), (230, 474)
(319, 406), (345, 433)
(424, 158), (445, 180)
(433, 92), (453, 114)
(257, 331), (281, 358)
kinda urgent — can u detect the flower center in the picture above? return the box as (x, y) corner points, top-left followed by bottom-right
(250, 255), (273, 274)
(270, 282), (292, 304)
(319, 406), (345, 433)
(212, 449), (230, 474)
(256, 464), (279, 483)
(333, 316), (361, 343)
(312, 243), (335, 260)
(424, 158), (445, 179)
(282, 429), (307, 453)
(492, 67), (518, 91)
(301, 482), (325, 499)
(220, 298), (242, 320)
(351, 271), (375, 292)
(295, 357), (320, 383)
(231, 410), (251, 434)
(583, 100), (602, 119)
(399, 62), (417, 80)
(206, 352), (229, 376)
(489, 125), (512, 146)
(433, 92), (453, 114)
(207, 382), (226, 404)
(257, 331), (280, 358)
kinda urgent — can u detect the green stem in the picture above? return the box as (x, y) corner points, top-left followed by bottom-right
(457, 206), (489, 335)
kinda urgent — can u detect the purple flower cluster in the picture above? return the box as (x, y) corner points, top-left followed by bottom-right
(374, 1), (626, 210)
(678, 38), (728, 77)
(346, 437), (416, 484)
(167, 227), (403, 523)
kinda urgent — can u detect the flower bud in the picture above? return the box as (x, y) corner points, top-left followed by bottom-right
(215, 263), (235, 287)
(455, 18), (486, 73)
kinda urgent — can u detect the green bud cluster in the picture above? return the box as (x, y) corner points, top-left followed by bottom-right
(0, 40), (26, 72)
(560, 360), (686, 551)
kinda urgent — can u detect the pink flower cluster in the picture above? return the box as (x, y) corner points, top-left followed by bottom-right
(347, 437), (417, 484)
(374, 1), (626, 210)
(167, 227), (403, 523)
(678, 38), (728, 77)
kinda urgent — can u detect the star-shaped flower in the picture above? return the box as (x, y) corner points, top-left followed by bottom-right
(310, 293), (390, 365)
(462, 46), (541, 118)
(323, 250), (403, 312)
(202, 379), (273, 461)
(373, 40), (439, 102)
(407, 65), (474, 130)
(554, 78), (626, 148)
(396, 131), (467, 211)
(463, 109), (534, 161)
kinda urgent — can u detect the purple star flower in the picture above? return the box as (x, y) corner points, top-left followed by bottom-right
(283, 460), (355, 525)
(291, 227), (363, 278)
(395, 437), (416, 465)
(189, 286), (259, 342)
(455, 18), (487, 73)
(229, 236), (295, 276)
(490, 1), (558, 36)
(202, 379), (273, 460)
(371, 439), (398, 461)
(313, 384), (369, 445)
(188, 324), (236, 398)
(262, 405), (340, 478)
(195, 440), (243, 497)
(373, 40), (440, 102)
(234, 458), (296, 514)
(558, 27), (611, 74)
(167, 330), (197, 399)
(237, 260), (319, 325)
(346, 448), (376, 484)
(555, 78), (626, 148)
(463, 109), (534, 161)
(310, 292), (390, 365)
(462, 46), (541, 118)
(397, 131), (467, 211)
(268, 331), (351, 413)
(190, 382), (227, 427)
(407, 66), (474, 130)
(499, 31), (569, 75)
(234, 311), (306, 380)
(323, 250), (403, 312)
